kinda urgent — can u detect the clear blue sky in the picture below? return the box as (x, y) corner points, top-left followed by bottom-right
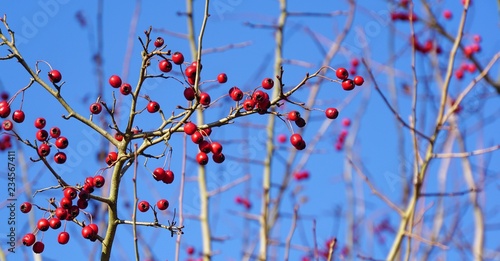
(1, 1), (500, 260)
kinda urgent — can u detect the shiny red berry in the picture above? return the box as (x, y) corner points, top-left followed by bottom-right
(49, 217), (61, 229)
(22, 233), (36, 246)
(325, 108), (339, 119)
(154, 37), (164, 47)
(58, 231), (70, 245)
(108, 75), (122, 88)
(191, 131), (204, 144)
(147, 101), (160, 113)
(55, 136), (69, 149)
(34, 117), (46, 129)
(172, 52), (185, 65)
(198, 140), (211, 153)
(37, 218), (50, 231)
(336, 67), (349, 80)
(138, 200), (150, 212)
(94, 175), (105, 188)
(341, 79), (355, 91)
(184, 122), (197, 135)
(81, 226), (95, 239)
(36, 129), (48, 141)
(353, 76), (364, 86)
(90, 102), (102, 114)
(38, 143), (51, 157)
(159, 59), (172, 72)
(55, 207), (68, 220)
(60, 197), (72, 209)
(120, 83), (132, 95)
(12, 110), (25, 123)
(287, 111), (301, 121)
(217, 73), (227, 83)
(199, 92), (211, 106)
(64, 187), (78, 200)
(20, 202), (32, 213)
(0, 101), (11, 118)
(229, 87), (243, 101)
(196, 152), (209, 165)
(48, 70), (62, 83)
(163, 170), (174, 184)
(212, 153), (225, 163)
(243, 99), (255, 111)
(54, 152), (67, 164)
(49, 127), (61, 138)
(210, 142), (223, 155)
(261, 78), (274, 89)
(157, 199), (169, 210)
(88, 224), (99, 235)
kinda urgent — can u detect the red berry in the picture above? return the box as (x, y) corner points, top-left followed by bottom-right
(77, 198), (88, 209)
(0, 92), (8, 100)
(37, 218), (50, 231)
(187, 246), (195, 255)
(33, 241), (45, 254)
(60, 197), (72, 209)
(152, 167), (166, 181)
(36, 129), (48, 141)
(325, 108), (339, 119)
(341, 79), (355, 91)
(184, 122), (197, 135)
(49, 217), (61, 229)
(243, 99), (256, 111)
(94, 175), (105, 188)
(162, 170), (174, 184)
(20, 202), (32, 213)
(443, 9), (452, 19)
(106, 152), (118, 165)
(81, 226), (95, 239)
(90, 102), (102, 114)
(277, 134), (287, 143)
(159, 59), (172, 73)
(157, 199), (169, 210)
(191, 131), (204, 144)
(108, 75), (122, 88)
(0, 101), (11, 118)
(290, 134), (304, 147)
(2, 120), (13, 131)
(252, 90), (266, 103)
(262, 78), (274, 89)
(12, 110), (25, 123)
(147, 101), (160, 113)
(55, 207), (68, 220)
(172, 52), (185, 65)
(199, 92), (211, 106)
(34, 117), (46, 129)
(212, 152), (225, 163)
(198, 140), (211, 153)
(154, 37), (164, 48)
(64, 187), (78, 200)
(229, 87), (243, 101)
(54, 152), (67, 164)
(120, 83), (132, 95)
(351, 58), (360, 67)
(22, 233), (36, 246)
(287, 111), (301, 121)
(38, 143), (51, 157)
(217, 73), (228, 83)
(55, 136), (69, 149)
(295, 117), (306, 128)
(88, 224), (99, 235)
(185, 65), (197, 78)
(114, 132), (124, 141)
(353, 76), (364, 86)
(196, 152), (209, 165)
(336, 67), (349, 80)
(78, 190), (90, 200)
(69, 205), (80, 219)
(58, 231), (70, 245)
(210, 142), (223, 155)
(342, 118), (351, 127)
(138, 200), (150, 212)
(183, 87), (196, 101)
(48, 69), (62, 83)
(49, 127), (61, 138)
(201, 127), (212, 136)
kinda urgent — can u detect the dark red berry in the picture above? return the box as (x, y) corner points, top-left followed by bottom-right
(154, 37), (164, 48)
(37, 218), (50, 231)
(49, 217), (61, 229)
(120, 83), (132, 95)
(287, 111), (301, 121)
(94, 175), (105, 188)
(217, 73), (228, 83)
(2, 120), (13, 131)
(172, 52), (185, 65)
(212, 153), (225, 163)
(90, 102), (102, 114)
(55, 136), (69, 149)
(64, 187), (78, 200)
(0, 101), (11, 118)
(36, 129), (48, 141)
(49, 127), (61, 138)
(20, 202), (32, 213)
(34, 117), (46, 129)
(58, 231), (70, 245)
(12, 110), (25, 123)
(336, 67), (349, 80)
(147, 101), (160, 113)
(38, 143), (51, 157)
(162, 170), (174, 184)
(184, 122), (197, 135)
(229, 87), (243, 101)
(325, 108), (339, 119)
(22, 233), (36, 246)
(157, 199), (169, 210)
(54, 152), (67, 164)
(33, 241), (45, 254)
(199, 92), (211, 106)
(262, 78), (274, 89)
(341, 79), (355, 91)
(353, 76), (364, 86)
(159, 59), (172, 72)
(184, 87), (196, 101)
(138, 200), (150, 212)
(196, 152), (209, 165)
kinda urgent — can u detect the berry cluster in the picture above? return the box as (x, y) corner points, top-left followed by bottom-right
(235, 196), (252, 209)
(137, 199), (170, 212)
(293, 170), (310, 181)
(20, 175), (105, 254)
(335, 118), (351, 151)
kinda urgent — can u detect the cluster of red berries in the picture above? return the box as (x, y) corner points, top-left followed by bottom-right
(411, 36), (442, 54)
(463, 35), (481, 58)
(235, 196), (251, 209)
(293, 170), (310, 181)
(335, 118), (351, 151)
(20, 176), (105, 254)
(335, 67), (364, 91)
(152, 167), (175, 184)
(183, 122), (225, 165)
(390, 12), (418, 22)
(137, 199), (170, 212)
(226, 78), (274, 114)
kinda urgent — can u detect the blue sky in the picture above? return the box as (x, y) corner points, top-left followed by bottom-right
(1, 1), (500, 260)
